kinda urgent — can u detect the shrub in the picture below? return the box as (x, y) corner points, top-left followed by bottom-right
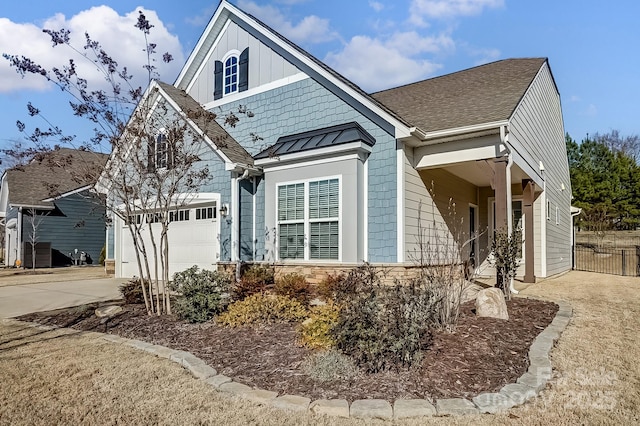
(274, 273), (311, 305)
(170, 266), (232, 323)
(217, 293), (308, 327)
(301, 349), (360, 383)
(232, 264), (275, 301)
(332, 264), (437, 372)
(316, 273), (345, 302)
(98, 245), (106, 266)
(119, 278), (146, 304)
(298, 303), (339, 349)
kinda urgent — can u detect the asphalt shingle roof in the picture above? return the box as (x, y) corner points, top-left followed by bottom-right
(371, 58), (549, 133)
(157, 81), (254, 166)
(6, 148), (107, 208)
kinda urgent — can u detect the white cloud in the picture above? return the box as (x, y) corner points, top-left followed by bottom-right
(584, 104), (598, 117)
(369, 1), (385, 12)
(410, 0), (504, 26)
(469, 47), (501, 65)
(386, 31), (454, 55)
(569, 95), (581, 102)
(275, 0), (310, 4)
(325, 32), (452, 92)
(0, 6), (184, 94)
(238, 0), (336, 44)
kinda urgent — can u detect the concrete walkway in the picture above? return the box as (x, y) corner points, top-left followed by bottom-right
(0, 277), (122, 318)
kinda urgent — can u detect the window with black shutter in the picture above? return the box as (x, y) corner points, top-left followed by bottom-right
(214, 48), (249, 99)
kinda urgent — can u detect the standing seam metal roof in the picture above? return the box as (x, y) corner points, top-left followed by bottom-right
(254, 122), (375, 159)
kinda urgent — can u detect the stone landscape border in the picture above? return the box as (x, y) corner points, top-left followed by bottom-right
(3, 299), (572, 419)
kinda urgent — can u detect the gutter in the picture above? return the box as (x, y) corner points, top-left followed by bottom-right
(409, 120), (508, 142)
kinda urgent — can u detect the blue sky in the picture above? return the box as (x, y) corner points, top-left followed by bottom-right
(1, 0), (639, 153)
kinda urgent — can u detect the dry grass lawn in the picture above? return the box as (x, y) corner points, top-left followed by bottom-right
(0, 266), (109, 287)
(0, 271), (638, 425)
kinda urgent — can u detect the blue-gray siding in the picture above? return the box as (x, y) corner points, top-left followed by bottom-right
(21, 190), (105, 265)
(213, 77), (398, 262)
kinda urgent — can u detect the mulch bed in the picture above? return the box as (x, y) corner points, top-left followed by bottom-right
(18, 297), (557, 402)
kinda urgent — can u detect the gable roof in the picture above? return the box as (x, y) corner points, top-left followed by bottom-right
(175, 0), (412, 138)
(5, 148), (107, 208)
(254, 122), (375, 160)
(371, 58), (549, 133)
(156, 81), (253, 166)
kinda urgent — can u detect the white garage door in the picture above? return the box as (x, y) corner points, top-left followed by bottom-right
(119, 203), (219, 279)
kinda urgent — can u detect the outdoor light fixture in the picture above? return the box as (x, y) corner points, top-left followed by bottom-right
(219, 203), (229, 217)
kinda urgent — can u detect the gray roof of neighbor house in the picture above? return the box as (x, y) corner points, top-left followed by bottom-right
(371, 58), (550, 133)
(254, 122), (376, 160)
(6, 148), (108, 208)
(157, 81), (254, 166)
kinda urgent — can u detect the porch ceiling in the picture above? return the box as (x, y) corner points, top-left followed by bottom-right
(443, 161), (532, 188)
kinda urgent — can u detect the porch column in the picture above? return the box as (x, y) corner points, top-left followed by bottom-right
(523, 180), (536, 283)
(494, 157), (508, 231)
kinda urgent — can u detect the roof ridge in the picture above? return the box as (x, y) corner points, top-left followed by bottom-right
(371, 57), (547, 96)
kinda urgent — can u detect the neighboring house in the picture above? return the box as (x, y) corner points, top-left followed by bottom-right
(0, 148), (107, 268)
(102, 0), (572, 281)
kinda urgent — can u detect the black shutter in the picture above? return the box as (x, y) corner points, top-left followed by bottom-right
(214, 60), (223, 100)
(147, 137), (155, 172)
(239, 47), (249, 92)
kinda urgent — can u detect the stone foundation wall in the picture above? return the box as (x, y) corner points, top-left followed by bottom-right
(217, 262), (434, 284)
(104, 259), (115, 276)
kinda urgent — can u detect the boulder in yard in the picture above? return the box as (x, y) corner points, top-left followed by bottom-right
(475, 288), (509, 320)
(95, 305), (123, 318)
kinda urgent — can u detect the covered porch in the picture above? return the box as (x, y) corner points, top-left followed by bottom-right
(406, 127), (545, 283)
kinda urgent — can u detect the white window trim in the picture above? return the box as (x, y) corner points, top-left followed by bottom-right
(275, 175), (342, 262)
(222, 49), (240, 96)
(155, 128), (168, 170)
(555, 206), (559, 225)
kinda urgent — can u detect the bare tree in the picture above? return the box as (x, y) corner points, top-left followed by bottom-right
(25, 208), (49, 269)
(4, 12), (250, 315)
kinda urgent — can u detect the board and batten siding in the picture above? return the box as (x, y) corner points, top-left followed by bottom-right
(509, 62), (572, 276)
(186, 20), (300, 106)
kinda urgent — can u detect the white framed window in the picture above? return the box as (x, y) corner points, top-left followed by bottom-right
(547, 200), (551, 220)
(146, 212), (163, 224)
(126, 214), (142, 226)
(195, 206), (216, 220)
(156, 132), (168, 169)
(555, 206), (559, 225)
(224, 55), (238, 95)
(277, 177), (340, 260)
(169, 209), (190, 222)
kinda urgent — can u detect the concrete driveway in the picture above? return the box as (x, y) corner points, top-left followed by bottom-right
(0, 274), (122, 318)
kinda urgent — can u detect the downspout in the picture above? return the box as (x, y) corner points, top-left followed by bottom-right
(500, 125), (518, 295)
(252, 176), (257, 262)
(17, 206), (23, 267)
(235, 169), (251, 282)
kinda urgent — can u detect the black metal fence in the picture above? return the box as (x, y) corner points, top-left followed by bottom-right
(574, 244), (640, 276)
